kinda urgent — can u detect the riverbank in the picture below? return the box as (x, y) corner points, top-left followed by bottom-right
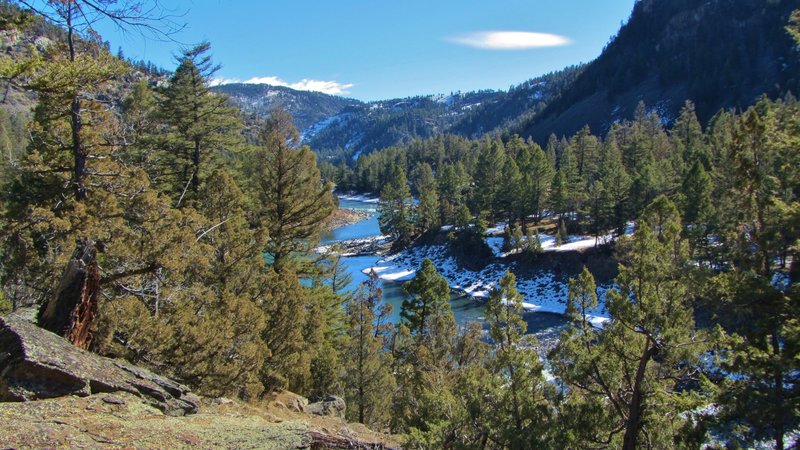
(322, 208), (374, 233)
(360, 223), (633, 327)
(318, 235), (392, 257)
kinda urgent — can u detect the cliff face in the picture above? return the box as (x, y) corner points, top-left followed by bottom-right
(518, 0), (800, 141)
(0, 315), (401, 449)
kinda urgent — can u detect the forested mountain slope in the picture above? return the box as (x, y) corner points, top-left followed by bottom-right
(518, 0), (800, 141)
(212, 66), (581, 161)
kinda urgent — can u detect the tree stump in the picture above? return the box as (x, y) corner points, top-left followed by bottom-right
(36, 238), (100, 350)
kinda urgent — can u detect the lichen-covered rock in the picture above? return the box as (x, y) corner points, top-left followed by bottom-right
(0, 316), (200, 416)
(307, 395), (346, 418)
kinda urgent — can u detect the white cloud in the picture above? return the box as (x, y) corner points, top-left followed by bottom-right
(209, 77), (240, 87)
(447, 31), (571, 50)
(211, 75), (354, 95)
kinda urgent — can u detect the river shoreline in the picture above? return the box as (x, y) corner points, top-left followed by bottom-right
(320, 196), (619, 333)
(322, 208), (374, 233)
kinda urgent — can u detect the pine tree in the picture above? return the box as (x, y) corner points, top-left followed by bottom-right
(248, 107), (334, 273)
(524, 227), (543, 256)
(571, 124), (600, 180)
(378, 164), (415, 247)
(259, 268), (309, 393)
(518, 142), (554, 223)
(550, 168), (570, 221)
(552, 196), (708, 449)
(401, 258), (450, 337)
(512, 222), (524, 254)
(413, 162), (440, 234)
(496, 157), (522, 223)
(707, 101), (800, 450)
(681, 160), (714, 258)
(565, 266), (598, 329)
(671, 100), (709, 171)
(157, 42), (243, 200)
(484, 271), (555, 448)
(473, 137), (505, 219)
(341, 272), (395, 427)
(437, 162), (469, 225)
(598, 138), (631, 236)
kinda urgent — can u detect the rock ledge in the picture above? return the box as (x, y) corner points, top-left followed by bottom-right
(0, 315), (199, 416)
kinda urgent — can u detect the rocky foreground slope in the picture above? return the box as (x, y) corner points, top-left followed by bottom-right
(0, 315), (401, 449)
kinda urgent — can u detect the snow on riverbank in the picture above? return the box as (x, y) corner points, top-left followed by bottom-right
(338, 194), (380, 204)
(316, 234), (390, 257)
(361, 241), (612, 325)
(487, 222), (635, 258)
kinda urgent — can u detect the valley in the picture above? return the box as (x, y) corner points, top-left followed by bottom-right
(0, 0), (798, 448)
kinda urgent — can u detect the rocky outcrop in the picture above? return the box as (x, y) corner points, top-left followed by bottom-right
(0, 315), (199, 416)
(307, 395), (346, 418)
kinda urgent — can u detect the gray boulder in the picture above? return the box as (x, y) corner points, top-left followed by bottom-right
(0, 315), (200, 416)
(307, 395), (346, 418)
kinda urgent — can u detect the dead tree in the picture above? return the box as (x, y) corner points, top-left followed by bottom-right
(37, 238), (100, 350)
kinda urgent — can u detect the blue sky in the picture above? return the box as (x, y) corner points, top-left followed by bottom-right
(97, 0), (637, 101)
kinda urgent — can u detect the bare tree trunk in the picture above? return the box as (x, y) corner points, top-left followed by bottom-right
(37, 239), (100, 350)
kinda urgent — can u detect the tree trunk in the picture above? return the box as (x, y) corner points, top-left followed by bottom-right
(192, 138), (201, 192)
(622, 343), (656, 450)
(37, 239), (100, 350)
(71, 95), (86, 201)
(771, 333), (785, 450)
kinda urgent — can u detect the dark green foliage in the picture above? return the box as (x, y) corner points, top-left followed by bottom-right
(246, 107), (334, 274)
(341, 272), (395, 427)
(552, 196), (708, 449)
(484, 271), (556, 448)
(378, 164), (415, 247)
(412, 163), (439, 234)
(157, 42), (243, 200)
(401, 259), (450, 337)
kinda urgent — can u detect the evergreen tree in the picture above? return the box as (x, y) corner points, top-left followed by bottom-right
(437, 162), (469, 225)
(550, 168), (570, 221)
(565, 266), (598, 329)
(341, 272), (395, 427)
(518, 142), (554, 223)
(473, 138), (505, 218)
(680, 160), (714, 257)
(401, 258), (450, 337)
(248, 107), (334, 273)
(413, 162), (440, 234)
(707, 102), (800, 450)
(259, 268), (309, 393)
(378, 164), (415, 247)
(158, 42), (243, 200)
(597, 138), (631, 236)
(496, 157), (522, 223)
(484, 271), (555, 448)
(671, 100), (709, 171)
(552, 196), (707, 449)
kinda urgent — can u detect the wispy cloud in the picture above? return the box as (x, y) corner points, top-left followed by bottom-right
(210, 75), (354, 95)
(447, 31), (571, 50)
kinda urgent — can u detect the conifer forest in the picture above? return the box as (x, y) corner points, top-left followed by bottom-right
(0, 1), (798, 449)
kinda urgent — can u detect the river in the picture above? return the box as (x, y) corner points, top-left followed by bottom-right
(321, 197), (570, 343)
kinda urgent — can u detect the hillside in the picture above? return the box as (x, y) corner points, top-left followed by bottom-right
(518, 0), (800, 141)
(210, 82), (361, 133)
(212, 67), (579, 161)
